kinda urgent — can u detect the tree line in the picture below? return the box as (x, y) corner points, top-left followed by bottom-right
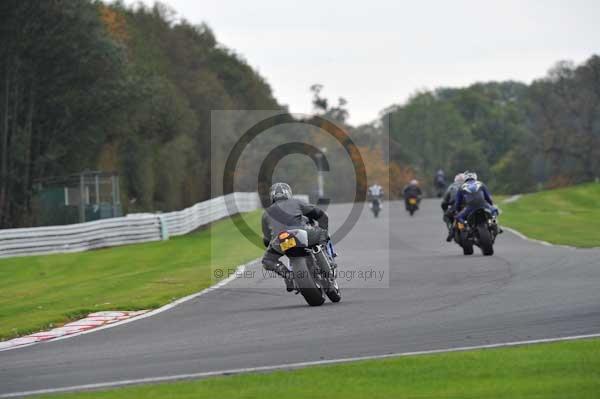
(0, 0), (280, 228)
(1, 0), (597, 227)
(380, 55), (600, 194)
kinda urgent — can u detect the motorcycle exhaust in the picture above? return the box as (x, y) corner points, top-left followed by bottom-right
(312, 246), (333, 277)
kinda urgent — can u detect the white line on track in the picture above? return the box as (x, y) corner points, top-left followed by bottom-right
(2, 332), (599, 398)
(503, 227), (560, 247)
(501, 226), (589, 250)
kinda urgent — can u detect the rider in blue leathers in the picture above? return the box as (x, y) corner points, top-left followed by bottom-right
(454, 172), (498, 224)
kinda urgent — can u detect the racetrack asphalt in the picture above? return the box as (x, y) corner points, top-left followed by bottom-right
(1, 199), (599, 396)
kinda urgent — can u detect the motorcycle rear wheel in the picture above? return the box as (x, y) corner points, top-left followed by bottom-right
(477, 224), (494, 256)
(291, 257), (326, 306)
(460, 231), (474, 255)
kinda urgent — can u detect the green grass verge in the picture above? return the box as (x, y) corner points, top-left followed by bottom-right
(39, 338), (600, 399)
(499, 183), (600, 248)
(0, 212), (263, 341)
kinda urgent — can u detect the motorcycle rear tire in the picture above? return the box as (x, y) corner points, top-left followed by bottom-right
(460, 231), (474, 255)
(291, 257), (326, 306)
(477, 224), (494, 256)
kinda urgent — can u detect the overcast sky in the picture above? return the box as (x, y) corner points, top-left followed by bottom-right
(122, 0), (599, 125)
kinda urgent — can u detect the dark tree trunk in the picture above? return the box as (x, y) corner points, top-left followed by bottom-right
(23, 78), (35, 224)
(0, 63), (9, 227)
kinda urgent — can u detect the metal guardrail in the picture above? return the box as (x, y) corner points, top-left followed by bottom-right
(0, 193), (308, 259)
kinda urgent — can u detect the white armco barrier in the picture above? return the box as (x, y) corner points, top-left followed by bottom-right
(0, 193), (309, 259)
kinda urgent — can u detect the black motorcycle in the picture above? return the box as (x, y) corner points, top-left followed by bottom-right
(370, 198), (382, 218)
(435, 186), (445, 198)
(406, 196), (419, 216)
(455, 207), (499, 256)
(270, 229), (341, 306)
(434, 179), (446, 198)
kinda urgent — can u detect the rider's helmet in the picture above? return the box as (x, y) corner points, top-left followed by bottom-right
(463, 171), (478, 182)
(410, 179), (419, 186)
(454, 173), (466, 184)
(270, 182), (292, 203)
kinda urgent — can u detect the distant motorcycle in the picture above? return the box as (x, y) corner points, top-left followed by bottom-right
(455, 207), (500, 256)
(435, 185), (445, 198)
(434, 178), (447, 198)
(370, 198), (382, 218)
(270, 229), (341, 306)
(406, 196), (419, 216)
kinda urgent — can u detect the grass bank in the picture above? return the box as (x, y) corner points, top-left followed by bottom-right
(0, 212), (263, 340)
(499, 183), (600, 247)
(40, 338), (600, 399)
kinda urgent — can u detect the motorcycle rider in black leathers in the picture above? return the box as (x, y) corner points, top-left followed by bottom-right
(261, 182), (331, 292)
(434, 169), (447, 196)
(402, 179), (422, 210)
(441, 173), (465, 242)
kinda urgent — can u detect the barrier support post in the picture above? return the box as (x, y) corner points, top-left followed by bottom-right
(157, 215), (169, 241)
